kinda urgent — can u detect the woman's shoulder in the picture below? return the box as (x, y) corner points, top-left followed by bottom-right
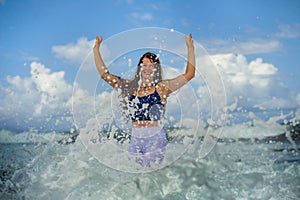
(157, 80), (168, 87)
(156, 81), (171, 99)
(157, 80), (172, 90)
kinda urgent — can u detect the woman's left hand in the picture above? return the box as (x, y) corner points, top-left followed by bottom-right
(184, 34), (194, 51)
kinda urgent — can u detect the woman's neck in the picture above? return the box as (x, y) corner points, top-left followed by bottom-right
(141, 78), (154, 87)
(135, 83), (155, 96)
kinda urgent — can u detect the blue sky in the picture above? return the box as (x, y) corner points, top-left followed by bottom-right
(0, 0), (300, 132)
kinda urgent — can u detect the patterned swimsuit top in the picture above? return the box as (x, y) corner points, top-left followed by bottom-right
(129, 90), (165, 122)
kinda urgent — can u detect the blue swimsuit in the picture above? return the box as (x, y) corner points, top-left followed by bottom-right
(129, 90), (165, 122)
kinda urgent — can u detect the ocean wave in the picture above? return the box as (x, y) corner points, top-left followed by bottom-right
(0, 120), (299, 145)
(0, 129), (79, 144)
(1, 129), (299, 199)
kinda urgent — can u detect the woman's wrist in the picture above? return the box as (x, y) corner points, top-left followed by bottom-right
(187, 48), (194, 53)
(93, 45), (100, 51)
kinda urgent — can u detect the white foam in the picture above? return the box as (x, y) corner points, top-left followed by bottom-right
(0, 129), (68, 144)
(217, 123), (286, 139)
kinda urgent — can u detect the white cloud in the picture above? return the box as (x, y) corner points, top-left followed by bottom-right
(29, 62), (73, 115)
(237, 39), (281, 54)
(206, 38), (282, 55)
(206, 23), (299, 56)
(52, 37), (112, 71)
(209, 53), (297, 110)
(254, 97), (296, 111)
(276, 23), (300, 39)
(52, 37), (94, 63)
(0, 60), (116, 132)
(249, 58), (277, 75)
(0, 62), (74, 131)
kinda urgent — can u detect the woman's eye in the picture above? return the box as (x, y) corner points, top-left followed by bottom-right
(140, 64), (155, 67)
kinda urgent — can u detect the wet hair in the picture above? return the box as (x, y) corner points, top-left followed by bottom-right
(118, 52), (163, 120)
(120, 52), (162, 98)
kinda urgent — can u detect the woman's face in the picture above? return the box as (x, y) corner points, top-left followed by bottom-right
(140, 57), (155, 83)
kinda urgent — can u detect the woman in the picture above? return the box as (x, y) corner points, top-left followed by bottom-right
(93, 34), (195, 167)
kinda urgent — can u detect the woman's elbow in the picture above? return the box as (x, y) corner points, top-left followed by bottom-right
(189, 73), (195, 81)
(185, 72), (195, 81)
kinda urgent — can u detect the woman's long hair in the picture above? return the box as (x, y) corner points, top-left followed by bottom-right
(120, 52), (162, 99)
(118, 52), (163, 120)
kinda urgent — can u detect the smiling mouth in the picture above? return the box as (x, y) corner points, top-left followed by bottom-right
(143, 70), (153, 76)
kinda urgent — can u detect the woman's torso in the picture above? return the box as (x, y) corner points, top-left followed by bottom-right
(130, 85), (166, 128)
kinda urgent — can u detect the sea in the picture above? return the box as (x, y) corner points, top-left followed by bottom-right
(0, 121), (299, 200)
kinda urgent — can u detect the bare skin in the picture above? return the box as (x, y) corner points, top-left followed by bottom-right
(93, 34), (195, 127)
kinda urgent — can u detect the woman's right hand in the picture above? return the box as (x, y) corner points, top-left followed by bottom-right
(94, 35), (102, 50)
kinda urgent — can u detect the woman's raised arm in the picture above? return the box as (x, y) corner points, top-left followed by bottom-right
(93, 35), (121, 88)
(159, 34), (195, 95)
(183, 33), (196, 81)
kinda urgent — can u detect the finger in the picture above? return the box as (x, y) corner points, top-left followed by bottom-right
(184, 35), (190, 42)
(189, 33), (192, 39)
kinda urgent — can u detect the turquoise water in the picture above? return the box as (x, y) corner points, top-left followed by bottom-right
(0, 125), (299, 200)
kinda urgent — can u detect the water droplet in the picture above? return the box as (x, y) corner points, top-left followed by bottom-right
(128, 58), (132, 67)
